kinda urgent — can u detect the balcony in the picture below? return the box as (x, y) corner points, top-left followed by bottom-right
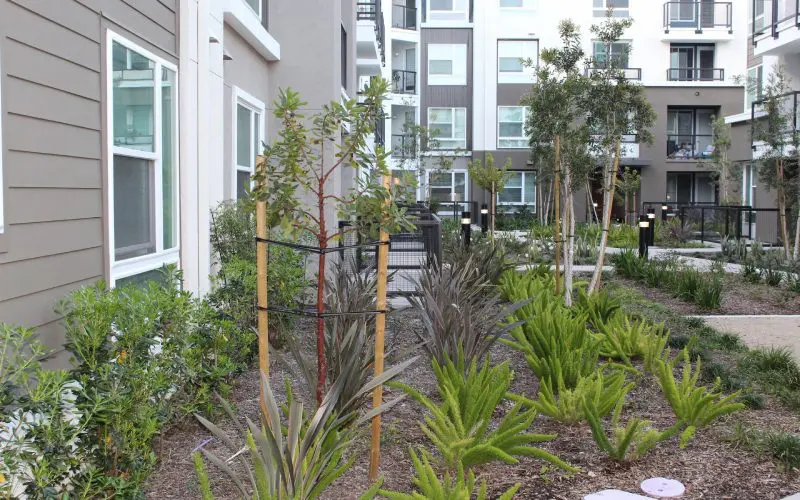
(356, 0), (386, 74)
(663, 2), (733, 34)
(752, 0), (800, 55)
(750, 90), (800, 158)
(391, 69), (417, 94)
(666, 67), (724, 81)
(375, 112), (386, 147)
(667, 133), (714, 159)
(392, 134), (415, 157)
(392, 4), (417, 30)
(584, 67), (642, 80)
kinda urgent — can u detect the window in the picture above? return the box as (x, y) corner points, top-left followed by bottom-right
(498, 171), (536, 206)
(593, 41), (630, 68)
(108, 33), (179, 285)
(666, 107), (715, 159)
(428, 0), (469, 22)
(341, 26), (347, 89)
(390, 168), (419, 200)
(666, 172), (717, 204)
(498, 106), (528, 148)
(742, 164), (756, 207)
(745, 65), (764, 111)
(234, 89), (265, 200)
(668, 44), (719, 81)
(243, 0), (261, 17)
(753, 0), (766, 33)
(428, 44), (467, 85)
(593, 0), (629, 17)
(428, 107), (467, 149)
(427, 170), (468, 209)
(497, 40), (538, 83)
(500, 0), (536, 8)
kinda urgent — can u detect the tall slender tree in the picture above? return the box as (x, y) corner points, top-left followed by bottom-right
(697, 116), (741, 205)
(468, 153), (512, 236)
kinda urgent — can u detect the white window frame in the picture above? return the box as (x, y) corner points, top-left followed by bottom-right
(499, 0), (537, 10)
(425, 169), (469, 208)
(497, 171), (536, 207)
(427, 0), (469, 22)
(497, 40), (538, 84)
(232, 87), (266, 200)
(592, 40), (631, 69)
(106, 31), (180, 286)
(427, 107), (467, 150)
(242, 0), (262, 19)
(428, 44), (467, 85)
(498, 106), (528, 149)
(745, 65), (763, 112)
(593, 0), (629, 18)
(390, 168), (422, 201)
(0, 50), (4, 235)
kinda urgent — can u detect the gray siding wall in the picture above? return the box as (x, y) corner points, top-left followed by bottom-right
(421, 28), (473, 149)
(0, 0), (177, 360)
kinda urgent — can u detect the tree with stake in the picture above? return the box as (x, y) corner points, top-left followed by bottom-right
(468, 153), (512, 236)
(615, 167), (641, 225)
(524, 19), (595, 306)
(253, 78), (413, 403)
(697, 116), (741, 205)
(585, 13), (656, 295)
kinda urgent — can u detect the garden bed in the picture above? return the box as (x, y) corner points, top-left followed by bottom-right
(146, 306), (800, 499)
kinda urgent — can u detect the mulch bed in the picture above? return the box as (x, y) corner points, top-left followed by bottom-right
(612, 274), (800, 316)
(146, 309), (800, 500)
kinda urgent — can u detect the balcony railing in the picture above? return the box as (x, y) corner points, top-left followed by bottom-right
(667, 133), (714, 159)
(392, 134), (415, 157)
(357, 0), (386, 65)
(750, 90), (800, 146)
(375, 112), (386, 147)
(391, 69), (417, 94)
(752, 0), (800, 46)
(663, 1), (733, 33)
(584, 67), (642, 80)
(666, 67), (724, 81)
(392, 4), (417, 30)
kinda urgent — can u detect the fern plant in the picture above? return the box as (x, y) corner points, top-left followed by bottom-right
(531, 369), (634, 424)
(373, 448), (521, 500)
(597, 313), (667, 367)
(575, 288), (621, 328)
(654, 349), (745, 447)
(393, 357), (575, 472)
(610, 249), (646, 279)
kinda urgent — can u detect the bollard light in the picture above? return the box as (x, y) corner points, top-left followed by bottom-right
(647, 208), (656, 246)
(461, 211), (472, 248)
(592, 202), (599, 222)
(661, 204), (669, 222)
(480, 204), (489, 233)
(639, 214), (649, 259)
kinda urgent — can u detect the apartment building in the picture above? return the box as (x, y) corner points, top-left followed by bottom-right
(0, 0), (374, 361)
(384, 0), (749, 220)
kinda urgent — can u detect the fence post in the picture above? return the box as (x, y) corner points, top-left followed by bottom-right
(735, 208), (742, 240)
(255, 155), (270, 420)
(700, 207), (705, 243)
(724, 208), (730, 239)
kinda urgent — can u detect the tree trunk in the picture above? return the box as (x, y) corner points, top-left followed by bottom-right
(793, 208), (800, 261)
(588, 140), (622, 295)
(315, 180), (327, 404)
(543, 180), (553, 225)
(564, 167), (574, 306)
(777, 158), (791, 259)
(624, 193), (629, 225)
(554, 136), (562, 296)
(490, 182), (496, 236)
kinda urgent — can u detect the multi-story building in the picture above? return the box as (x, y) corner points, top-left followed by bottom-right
(388, 0), (748, 220)
(0, 0), (377, 363)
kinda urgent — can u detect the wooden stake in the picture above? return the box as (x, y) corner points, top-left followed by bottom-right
(369, 175), (391, 482)
(255, 154), (270, 419)
(554, 135), (562, 296)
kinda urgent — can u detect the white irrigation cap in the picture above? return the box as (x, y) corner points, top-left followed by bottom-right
(641, 477), (686, 497)
(584, 490), (653, 500)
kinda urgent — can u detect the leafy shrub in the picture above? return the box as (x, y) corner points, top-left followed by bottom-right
(373, 448), (521, 500)
(575, 288), (621, 328)
(503, 301), (600, 390)
(721, 236), (749, 262)
(741, 262), (762, 283)
(657, 218), (694, 246)
(671, 268), (702, 301)
(394, 358), (574, 472)
(765, 432), (800, 471)
(410, 259), (527, 368)
(532, 369), (633, 424)
(787, 274), (800, 293)
(499, 268), (556, 304)
(695, 278), (723, 310)
(610, 249), (646, 279)
(741, 347), (800, 392)
(654, 349), (745, 447)
(764, 266), (784, 287)
(597, 313), (667, 367)
(443, 232), (516, 285)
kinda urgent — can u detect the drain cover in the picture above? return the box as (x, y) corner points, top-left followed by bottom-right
(641, 477), (685, 497)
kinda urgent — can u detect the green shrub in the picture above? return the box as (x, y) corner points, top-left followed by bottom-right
(575, 288), (621, 328)
(654, 349), (745, 447)
(394, 358), (574, 472)
(532, 369), (633, 424)
(764, 266), (784, 287)
(787, 274), (800, 293)
(597, 313), (667, 367)
(672, 268), (702, 301)
(695, 278), (723, 310)
(443, 232), (516, 285)
(765, 432), (800, 471)
(741, 262), (762, 283)
(610, 249), (646, 279)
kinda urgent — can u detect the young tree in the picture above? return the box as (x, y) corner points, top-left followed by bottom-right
(614, 167), (641, 225)
(253, 78), (413, 402)
(391, 119), (455, 209)
(697, 116), (741, 205)
(468, 152), (512, 235)
(751, 65), (799, 259)
(585, 14), (656, 294)
(524, 19), (594, 306)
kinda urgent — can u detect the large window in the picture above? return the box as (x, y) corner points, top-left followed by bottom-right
(234, 88), (265, 200)
(668, 44), (719, 81)
(593, 0), (629, 17)
(428, 44), (467, 85)
(427, 0), (469, 22)
(243, 0), (261, 17)
(498, 171), (536, 206)
(593, 41), (630, 68)
(497, 40), (538, 83)
(427, 170), (468, 209)
(666, 107), (715, 159)
(498, 106), (528, 148)
(666, 172), (717, 204)
(428, 107), (467, 150)
(109, 33), (179, 285)
(745, 65), (764, 112)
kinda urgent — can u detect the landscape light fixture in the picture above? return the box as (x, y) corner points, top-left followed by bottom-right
(661, 204), (669, 221)
(647, 208), (656, 246)
(480, 203), (489, 232)
(461, 211), (472, 248)
(639, 214), (650, 259)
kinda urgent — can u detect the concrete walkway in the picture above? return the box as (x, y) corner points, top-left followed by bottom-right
(696, 315), (800, 361)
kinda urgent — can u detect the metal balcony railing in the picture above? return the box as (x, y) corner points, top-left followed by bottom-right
(375, 111), (386, 147)
(666, 67), (724, 81)
(750, 90), (800, 148)
(584, 67), (642, 80)
(663, 1), (733, 32)
(392, 4), (417, 29)
(391, 69), (417, 94)
(752, 0), (800, 46)
(357, 0), (386, 65)
(666, 133), (714, 159)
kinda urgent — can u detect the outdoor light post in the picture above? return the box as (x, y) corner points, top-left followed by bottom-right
(592, 202), (599, 223)
(661, 204), (668, 222)
(647, 208), (656, 246)
(461, 211), (472, 248)
(480, 204), (489, 233)
(639, 214), (649, 259)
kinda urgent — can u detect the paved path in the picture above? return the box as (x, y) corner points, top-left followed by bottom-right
(696, 315), (800, 361)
